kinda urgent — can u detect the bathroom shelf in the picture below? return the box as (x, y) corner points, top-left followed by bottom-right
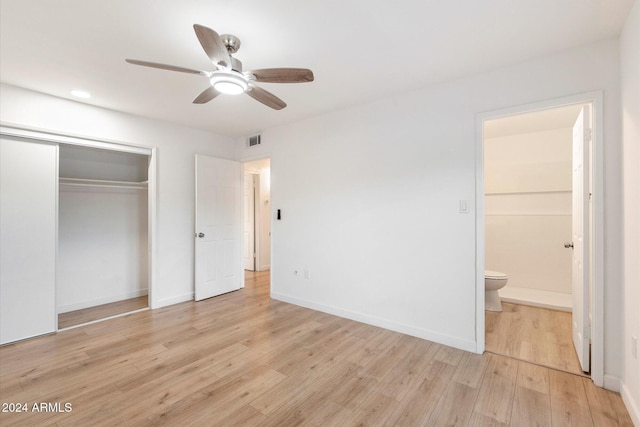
(485, 189), (571, 196)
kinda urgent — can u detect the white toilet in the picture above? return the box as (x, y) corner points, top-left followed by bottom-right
(485, 270), (508, 312)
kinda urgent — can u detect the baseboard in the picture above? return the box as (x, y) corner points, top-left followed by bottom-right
(57, 288), (148, 313)
(499, 286), (572, 312)
(153, 292), (193, 309)
(271, 292), (477, 353)
(621, 383), (640, 427)
(604, 374), (622, 392)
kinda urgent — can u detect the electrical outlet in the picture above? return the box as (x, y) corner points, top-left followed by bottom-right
(633, 336), (638, 359)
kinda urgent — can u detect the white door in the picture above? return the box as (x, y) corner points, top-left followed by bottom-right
(571, 105), (591, 372)
(195, 155), (242, 301)
(243, 173), (256, 271)
(0, 138), (58, 344)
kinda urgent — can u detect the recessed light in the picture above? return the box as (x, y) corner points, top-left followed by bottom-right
(70, 89), (91, 99)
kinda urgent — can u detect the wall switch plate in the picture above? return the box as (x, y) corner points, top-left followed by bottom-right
(633, 336), (638, 359)
(459, 200), (470, 214)
(303, 269), (311, 280)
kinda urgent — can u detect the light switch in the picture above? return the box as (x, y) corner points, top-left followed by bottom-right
(459, 200), (470, 214)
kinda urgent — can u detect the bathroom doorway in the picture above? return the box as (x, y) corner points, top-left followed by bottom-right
(476, 93), (604, 384)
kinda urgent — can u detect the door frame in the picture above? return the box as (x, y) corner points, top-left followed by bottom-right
(243, 172), (257, 271)
(243, 158), (271, 274)
(474, 91), (604, 386)
(0, 122), (158, 310)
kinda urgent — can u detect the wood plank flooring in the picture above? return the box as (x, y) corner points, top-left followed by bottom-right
(485, 302), (586, 376)
(58, 296), (148, 329)
(0, 271), (632, 426)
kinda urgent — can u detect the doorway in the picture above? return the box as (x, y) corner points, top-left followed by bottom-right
(192, 155), (270, 301)
(476, 92), (604, 386)
(243, 158), (271, 274)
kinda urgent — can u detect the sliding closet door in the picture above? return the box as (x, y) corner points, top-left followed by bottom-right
(0, 137), (58, 344)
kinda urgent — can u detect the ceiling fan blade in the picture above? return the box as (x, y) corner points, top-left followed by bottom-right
(193, 24), (231, 68)
(125, 59), (208, 75)
(249, 68), (314, 83)
(246, 85), (287, 110)
(192, 87), (221, 104)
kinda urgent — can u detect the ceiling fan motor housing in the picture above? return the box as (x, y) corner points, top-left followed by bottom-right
(221, 34), (241, 53)
(220, 34), (243, 71)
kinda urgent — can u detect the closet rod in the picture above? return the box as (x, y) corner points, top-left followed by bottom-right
(59, 177), (148, 190)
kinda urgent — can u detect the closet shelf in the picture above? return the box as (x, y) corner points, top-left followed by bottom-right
(59, 177), (148, 190)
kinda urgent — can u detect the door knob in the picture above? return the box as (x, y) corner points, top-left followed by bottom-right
(564, 242), (574, 249)
(198, 232), (205, 238)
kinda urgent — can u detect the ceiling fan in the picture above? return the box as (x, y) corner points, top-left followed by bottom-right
(126, 24), (314, 110)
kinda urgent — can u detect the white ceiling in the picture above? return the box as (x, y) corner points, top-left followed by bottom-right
(0, 0), (633, 137)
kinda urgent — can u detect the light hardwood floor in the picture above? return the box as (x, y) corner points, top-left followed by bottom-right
(485, 302), (586, 377)
(58, 296), (149, 329)
(0, 271), (632, 426)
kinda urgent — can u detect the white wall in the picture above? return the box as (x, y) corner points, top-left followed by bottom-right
(237, 39), (624, 379)
(58, 185), (148, 312)
(620, 0), (640, 423)
(485, 128), (572, 295)
(0, 83), (237, 308)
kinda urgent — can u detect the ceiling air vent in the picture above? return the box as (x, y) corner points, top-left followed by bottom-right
(248, 134), (261, 147)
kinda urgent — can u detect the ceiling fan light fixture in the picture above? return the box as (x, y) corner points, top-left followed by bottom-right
(209, 72), (248, 95)
(126, 24), (312, 109)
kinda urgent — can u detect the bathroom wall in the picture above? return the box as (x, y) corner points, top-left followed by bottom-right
(485, 126), (573, 303)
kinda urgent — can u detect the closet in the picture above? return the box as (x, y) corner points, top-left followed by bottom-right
(0, 129), (152, 345)
(57, 145), (149, 328)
